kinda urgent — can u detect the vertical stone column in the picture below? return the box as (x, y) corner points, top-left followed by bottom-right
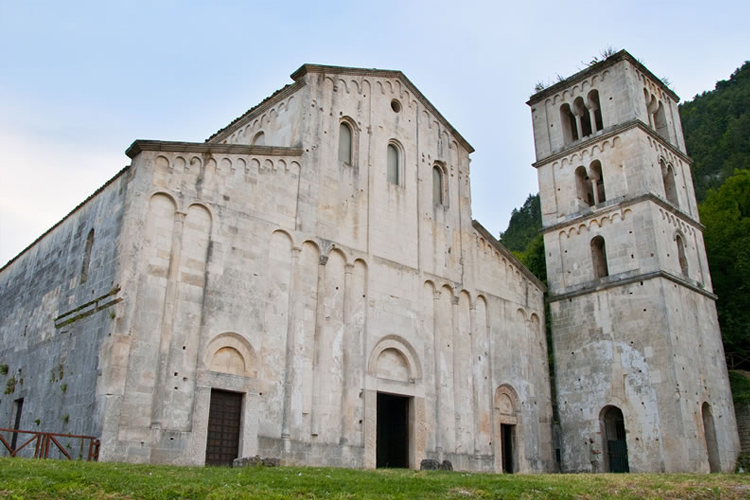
(432, 289), (443, 460)
(281, 246), (302, 451)
(340, 263), (354, 445)
(310, 254), (328, 437)
(151, 210), (186, 429)
(363, 389), (377, 468)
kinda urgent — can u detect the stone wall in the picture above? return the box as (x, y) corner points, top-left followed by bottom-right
(0, 170), (130, 455)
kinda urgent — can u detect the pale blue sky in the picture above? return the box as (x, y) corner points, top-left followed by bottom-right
(1, 0), (747, 265)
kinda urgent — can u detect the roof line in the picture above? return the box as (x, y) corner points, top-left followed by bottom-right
(292, 63), (474, 153)
(126, 140), (303, 159)
(471, 220), (546, 291)
(1, 165), (131, 272)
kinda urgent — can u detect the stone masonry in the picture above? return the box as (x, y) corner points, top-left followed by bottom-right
(0, 64), (553, 472)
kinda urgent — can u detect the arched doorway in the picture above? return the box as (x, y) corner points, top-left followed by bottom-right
(493, 385), (520, 473)
(600, 406), (629, 473)
(702, 402), (720, 472)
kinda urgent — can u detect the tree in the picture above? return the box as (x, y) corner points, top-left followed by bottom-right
(699, 169), (750, 368)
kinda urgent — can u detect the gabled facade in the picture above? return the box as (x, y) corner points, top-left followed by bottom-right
(0, 65), (553, 471)
(528, 50), (739, 472)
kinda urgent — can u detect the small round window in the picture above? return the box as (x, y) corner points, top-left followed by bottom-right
(391, 99), (402, 113)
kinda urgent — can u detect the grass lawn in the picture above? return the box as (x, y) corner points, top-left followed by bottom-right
(0, 458), (748, 499)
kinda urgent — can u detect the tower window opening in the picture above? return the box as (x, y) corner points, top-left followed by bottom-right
(661, 160), (679, 207)
(590, 160), (606, 204)
(587, 90), (603, 132)
(574, 97), (592, 137)
(654, 102), (669, 141)
(560, 103), (578, 144)
(676, 234), (689, 277)
(575, 166), (594, 207)
(591, 235), (609, 279)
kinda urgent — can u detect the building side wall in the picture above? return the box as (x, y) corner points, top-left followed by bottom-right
(0, 173), (130, 450)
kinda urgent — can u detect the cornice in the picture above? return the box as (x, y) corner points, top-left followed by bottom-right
(532, 120), (692, 168)
(547, 270), (716, 303)
(126, 140), (304, 159)
(527, 49), (679, 106)
(541, 193), (704, 234)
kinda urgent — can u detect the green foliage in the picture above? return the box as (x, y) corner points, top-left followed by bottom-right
(699, 170), (750, 367)
(729, 371), (750, 405)
(514, 234), (547, 285)
(34, 418), (40, 426)
(680, 61), (750, 202)
(0, 363), (8, 375)
(0, 458), (748, 499)
(61, 383), (68, 393)
(737, 453), (750, 474)
(4, 376), (16, 394)
(499, 194), (542, 253)
(63, 414), (70, 424)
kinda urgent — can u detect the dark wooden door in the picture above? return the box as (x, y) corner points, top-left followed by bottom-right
(205, 390), (242, 466)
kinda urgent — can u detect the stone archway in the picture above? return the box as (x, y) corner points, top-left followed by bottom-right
(600, 405), (629, 473)
(493, 385), (521, 473)
(363, 336), (424, 469)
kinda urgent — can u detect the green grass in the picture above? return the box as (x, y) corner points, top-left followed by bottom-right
(0, 458), (749, 499)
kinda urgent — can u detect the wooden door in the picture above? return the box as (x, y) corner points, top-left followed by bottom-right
(205, 390), (242, 466)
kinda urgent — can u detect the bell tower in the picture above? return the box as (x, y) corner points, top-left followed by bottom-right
(527, 50), (739, 472)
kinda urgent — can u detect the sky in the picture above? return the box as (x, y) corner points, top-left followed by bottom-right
(0, 0), (748, 265)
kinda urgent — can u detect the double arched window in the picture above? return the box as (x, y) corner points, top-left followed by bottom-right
(560, 90), (604, 145)
(575, 161), (606, 208)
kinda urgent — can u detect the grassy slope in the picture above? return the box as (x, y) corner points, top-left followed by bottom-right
(0, 459), (748, 500)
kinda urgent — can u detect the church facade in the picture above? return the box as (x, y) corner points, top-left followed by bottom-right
(0, 52), (739, 472)
(0, 64), (553, 472)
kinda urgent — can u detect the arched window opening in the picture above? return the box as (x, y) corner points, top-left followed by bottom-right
(702, 402), (720, 472)
(591, 235), (609, 279)
(676, 234), (689, 277)
(643, 89), (652, 126)
(251, 131), (265, 146)
(654, 102), (669, 141)
(339, 122), (352, 164)
(575, 166), (594, 207)
(387, 143), (400, 185)
(590, 160), (606, 204)
(574, 97), (592, 138)
(587, 90), (604, 132)
(661, 160), (679, 207)
(432, 166), (444, 206)
(81, 229), (94, 284)
(560, 103), (578, 144)
(600, 405), (629, 473)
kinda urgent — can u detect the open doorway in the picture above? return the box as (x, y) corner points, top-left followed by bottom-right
(376, 392), (410, 468)
(601, 405), (629, 473)
(501, 424), (515, 473)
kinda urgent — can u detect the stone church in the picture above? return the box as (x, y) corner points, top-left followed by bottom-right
(0, 51), (739, 472)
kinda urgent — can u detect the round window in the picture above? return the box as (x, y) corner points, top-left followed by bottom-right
(391, 99), (402, 113)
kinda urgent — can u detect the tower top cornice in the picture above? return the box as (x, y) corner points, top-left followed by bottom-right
(527, 50), (679, 106)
